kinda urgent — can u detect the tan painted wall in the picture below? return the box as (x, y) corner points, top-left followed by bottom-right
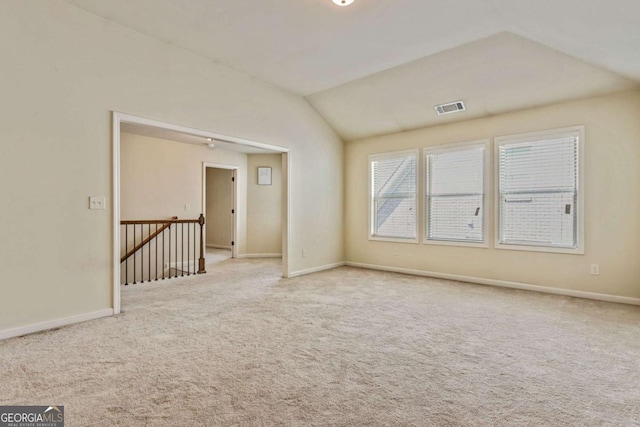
(345, 91), (640, 299)
(206, 168), (234, 248)
(0, 1), (343, 331)
(121, 133), (246, 253)
(247, 154), (283, 255)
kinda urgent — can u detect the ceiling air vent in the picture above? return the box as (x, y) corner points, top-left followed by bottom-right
(435, 100), (466, 116)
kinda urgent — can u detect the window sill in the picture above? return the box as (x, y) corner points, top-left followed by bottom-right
(495, 242), (584, 255)
(369, 236), (419, 244)
(423, 239), (488, 249)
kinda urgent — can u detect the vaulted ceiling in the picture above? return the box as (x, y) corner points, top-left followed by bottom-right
(65, 0), (640, 140)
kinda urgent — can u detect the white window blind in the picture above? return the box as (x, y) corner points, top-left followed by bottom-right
(426, 144), (486, 243)
(498, 133), (579, 249)
(370, 151), (417, 240)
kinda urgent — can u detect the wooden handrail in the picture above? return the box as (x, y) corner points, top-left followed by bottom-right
(120, 216), (177, 263)
(121, 218), (199, 225)
(120, 214), (207, 283)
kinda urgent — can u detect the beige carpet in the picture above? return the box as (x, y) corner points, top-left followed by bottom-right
(206, 247), (233, 264)
(1, 255), (639, 426)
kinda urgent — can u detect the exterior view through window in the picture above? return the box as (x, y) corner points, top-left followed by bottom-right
(425, 142), (487, 244)
(370, 151), (417, 240)
(497, 129), (581, 250)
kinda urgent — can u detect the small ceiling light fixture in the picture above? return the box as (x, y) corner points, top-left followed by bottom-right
(202, 135), (236, 145)
(332, 0), (355, 6)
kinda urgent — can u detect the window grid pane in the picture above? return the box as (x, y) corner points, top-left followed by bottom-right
(371, 153), (417, 239)
(426, 146), (485, 243)
(499, 136), (579, 248)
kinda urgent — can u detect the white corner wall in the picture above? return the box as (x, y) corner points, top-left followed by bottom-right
(345, 90), (640, 299)
(0, 1), (343, 332)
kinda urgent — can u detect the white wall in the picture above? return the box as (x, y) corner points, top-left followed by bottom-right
(0, 1), (343, 331)
(345, 90), (640, 299)
(247, 154), (283, 255)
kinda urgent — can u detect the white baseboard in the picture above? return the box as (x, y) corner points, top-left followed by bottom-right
(345, 262), (640, 306)
(237, 253), (282, 259)
(0, 308), (114, 341)
(288, 262), (345, 278)
(207, 244), (232, 250)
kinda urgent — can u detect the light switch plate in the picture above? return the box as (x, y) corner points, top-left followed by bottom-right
(89, 196), (106, 210)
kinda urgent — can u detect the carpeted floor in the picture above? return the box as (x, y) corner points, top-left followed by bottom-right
(206, 247), (233, 264)
(1, 253), (639, 426)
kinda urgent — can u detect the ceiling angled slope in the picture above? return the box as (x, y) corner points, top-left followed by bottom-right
(60, 0), (503, 94)
(305, 33), (639, 141)
(62, 0), (640, 96)
(489, 0), (640, 83)
(63, 0), (640, 142)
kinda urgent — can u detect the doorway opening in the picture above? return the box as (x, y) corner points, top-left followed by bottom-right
(112, 112), (290, 314)
(203, 164), (237, 264)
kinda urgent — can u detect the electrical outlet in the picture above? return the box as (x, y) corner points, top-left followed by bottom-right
(590, 264), (600, 276)
(89, 196), (106, 210)
(185, 203), (191, 212)
(302, 249), (307, 258)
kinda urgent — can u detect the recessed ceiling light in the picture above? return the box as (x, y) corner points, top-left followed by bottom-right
(332, 0), (355, 6)
(206, 137), (214, 142)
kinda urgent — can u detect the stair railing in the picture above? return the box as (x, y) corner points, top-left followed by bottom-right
(120, 214), (206, 285)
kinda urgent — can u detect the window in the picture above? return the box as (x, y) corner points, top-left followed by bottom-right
(369, 150), (418, 241)
(425, 141), (489, 246)
(496, 126), (584, 253)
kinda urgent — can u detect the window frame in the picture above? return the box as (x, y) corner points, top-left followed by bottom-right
(423, 140), (491, 248)
(494, 125), (585, 255)
(368, 149), (420, 244)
